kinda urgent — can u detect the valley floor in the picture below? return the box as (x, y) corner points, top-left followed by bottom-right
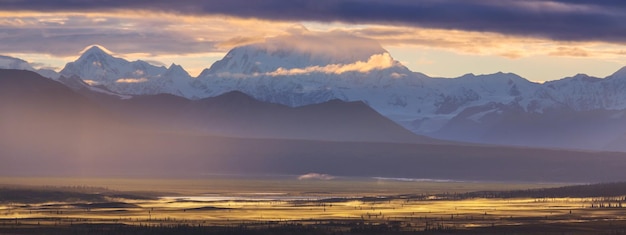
(1, 207), (626, 235)
(1, 178), (626, 234)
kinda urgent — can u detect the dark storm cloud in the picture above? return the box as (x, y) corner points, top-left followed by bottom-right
(2, 0), (626, 43)
(0, 27), (218, 56)
(0, 13), (221, 56)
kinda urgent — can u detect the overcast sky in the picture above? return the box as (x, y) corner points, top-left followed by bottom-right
(2, 0), (626, 81)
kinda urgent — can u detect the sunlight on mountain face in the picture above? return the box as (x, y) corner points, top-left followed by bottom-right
(79, 45), (115, 56)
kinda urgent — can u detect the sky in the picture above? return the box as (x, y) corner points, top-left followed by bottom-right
(2, 0), (626, 82)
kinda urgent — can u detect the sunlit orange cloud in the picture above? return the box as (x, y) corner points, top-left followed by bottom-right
(0, 10), (297, 56)
(3, 10), (626, 80)
(294, 22), (626, 70)
(116, 78), (148, 83)
(83, 80), (100, 86)
(267, 53), (396, 76)
(7, 9), (601, 61)
(549, 47), (590, 57)
(0, 9), (625, 62)
(345, 25), (626, 61)
(4, 9), (625, 61)
(0, 10), (301, 75)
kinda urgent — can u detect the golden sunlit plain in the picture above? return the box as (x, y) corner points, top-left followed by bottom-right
(2, 178), (626, 234)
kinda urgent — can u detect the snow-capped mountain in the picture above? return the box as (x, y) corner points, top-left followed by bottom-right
(194, 42), (559, 137)
(35, 36), (626, 151)
(422, 70), (626, 150)
(192, 33), (419, 106)
(544, 68), (626, 111)
(59, 46), (195, 97)
(0, 55), (33, 71)
(200, 33), (387, 76)
(0, 55), (59, 79)
(61, 46), (166, 83)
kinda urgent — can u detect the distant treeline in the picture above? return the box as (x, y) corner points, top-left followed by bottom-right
(299, 182), (626, 204)
(0, 223), (341, 235)
(450, 182), (626, 199)
(0, 187), (156, 204)
(2, 220), (626, 235)
(0, 188), (107, 204)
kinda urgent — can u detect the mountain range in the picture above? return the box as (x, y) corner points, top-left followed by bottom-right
(3, 69), (626, 182)
(3, 34), (626, 152)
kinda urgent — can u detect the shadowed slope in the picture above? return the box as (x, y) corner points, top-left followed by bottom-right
(108, 90), (434, 143)
(2, 69), (626, 182)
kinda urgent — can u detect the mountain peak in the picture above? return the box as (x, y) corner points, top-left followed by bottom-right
(201, 90), (266, 106)
(72, 45), (118, 68)
(79, 45), (113, 58)
(569, 73), (602, 82)
(608, 66), (626, 80)
(60, 45), (170, 85)
(458, 72), (528, 82)
(168, 63), (183, 71)
(217, 90), (256, 101)
(203, 32), (388, 75)
(165, 63), (191, 78)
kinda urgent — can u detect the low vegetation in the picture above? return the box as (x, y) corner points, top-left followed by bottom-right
(1, 182), (626, 234)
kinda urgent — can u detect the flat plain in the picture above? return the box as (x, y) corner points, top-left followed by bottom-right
(1, 177), (625, 234)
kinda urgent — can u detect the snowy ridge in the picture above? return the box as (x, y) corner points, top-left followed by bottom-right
(544, 70), (626, 111)
(9, 39), (626, 150)
(59, 45), (196, 97)
(0, 55), (59, 79)
(55, 43), (626, 133)
(0, 55), (33, 71)
(200, 33), (387, 76)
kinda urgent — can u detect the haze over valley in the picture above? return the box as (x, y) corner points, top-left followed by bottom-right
(2, 39), (626, 182)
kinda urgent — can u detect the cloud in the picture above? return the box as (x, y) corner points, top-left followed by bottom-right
(298, 173), (335, 180)
(3, 0), (626, 43)
(252, 31), (387, 64)
(351, 26), (529, 55)
(216, 36), (266, 49)
(0, 12), (294, 57)
(142, 59), (166, 67)
(212, 51), (398, 78)
(116, 78), (148, 83)
(3, 2), (626, 78)
(268, 53), (396, 76)
(2, 5), (626, 69)
(390, 72), (406, 79)
(348, 25), (626, 61)
(549, 47), (591, 57)
(31, 64), (60, 70)
(83, 79), (100, 86)
(498, 51), (524, 59)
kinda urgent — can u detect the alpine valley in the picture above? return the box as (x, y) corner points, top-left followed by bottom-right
(3, 34), (626, 181)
